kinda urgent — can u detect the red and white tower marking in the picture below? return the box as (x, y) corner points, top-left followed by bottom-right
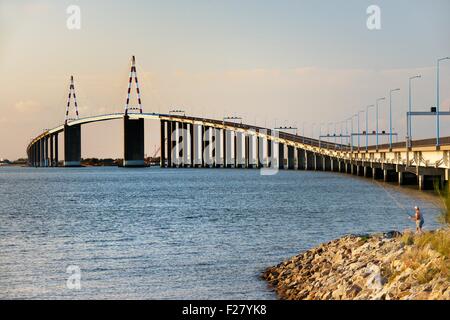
(124, 55), (143, 115)
(64, 75), (80, 125)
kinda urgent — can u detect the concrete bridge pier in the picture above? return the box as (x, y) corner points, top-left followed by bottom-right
(235, 132), (246, 168)
(314, 153), (323, 171)
(338, 161), (345, 173)
(278, 142), (285, 170)
(305, 151), (314, 170)
(63, 124), (81, 167)
(49, 135), (54, 167)
(330, 158), (339, 172)
(256, 136), (263, 168)
(287, 146), (295, 170)
(356, 165), (363, 176)
(39, 138), (44, 167)
(372, 167), (384, 180)
(123, 116), (144, 167)
(323, 156), (331, 171)
(297, 149), (306, 170)
(383, 169), (397, 182)
(166, 121), (173, 168)
(398, 171), (418, 186)
(345, 162), (351, 174)
(363, 166), (372, 178)
(351, 164), (357, 175)
(225, 130), (233, 168)
(44, 136), (49, 167)
(160, 120), (166, 168)
(215, 128), (222, 168)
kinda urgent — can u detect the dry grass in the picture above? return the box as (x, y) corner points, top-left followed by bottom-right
(414, 229), (450, 259)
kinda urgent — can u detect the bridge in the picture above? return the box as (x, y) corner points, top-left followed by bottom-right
(26, 56), (450, 191)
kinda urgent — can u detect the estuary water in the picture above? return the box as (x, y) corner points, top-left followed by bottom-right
(0, 167), (443, 299)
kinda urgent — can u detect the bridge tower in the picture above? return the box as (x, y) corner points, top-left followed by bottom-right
(123, 56), (145, 167)
(64, 75), (81, 167)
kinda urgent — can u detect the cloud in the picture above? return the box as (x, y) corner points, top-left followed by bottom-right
(14, 100), (41, 113)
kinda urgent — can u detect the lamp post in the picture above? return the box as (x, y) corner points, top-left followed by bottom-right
(365, 105), (374, 152)
(436, 57), (450, 147)
(346, 117), (352, 150)
(375, 97), (385, 150)
(357, 110), (364, 151)
(389, 88), (401, 149)
(408, 75), (421, 144)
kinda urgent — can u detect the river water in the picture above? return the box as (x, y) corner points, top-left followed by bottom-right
(0, 167), (442, 299)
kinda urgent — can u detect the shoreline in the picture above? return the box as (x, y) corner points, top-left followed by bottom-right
(262, 230), (449, 300)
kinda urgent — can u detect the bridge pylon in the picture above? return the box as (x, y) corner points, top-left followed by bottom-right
(64, 75), (81, 167)
(123, 56), (145, 167)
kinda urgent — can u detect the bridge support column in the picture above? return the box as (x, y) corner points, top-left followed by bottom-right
(160, 120), (166, 168)
(383, 169), (396, 182)
(49, 135), (54, 167)
(222, 129), (226, 168)
(338, 161), (344, 173)
(44, 136), (49, 167)
(372, 167), (383, 180)
(331, 158), (338, 172)
(305, 151), (314, 170)
(54, 134), (59, 167)
(201, 125), (207, 168)
(215, 128), (222, 168)
(314, 154), (323, 171)
(278, 143), (285, 170)
(256, 135), (262, 168)
(166, 121), (172, 167)
(297, 149), (306, 170)
(267, 138), (273, 168)
(364, 166), (372, 178)
(236, 132), (244, 168)
(245, 134), (250, 168)
(190, 124), (195, 167)
(35, 142), (38, 167)
(345, 162), (351, 174)
(64, 124), (81, 167)
(123, 116), (144, 167)
(351, 164), (357, 175)
(356, 165), (363, 176)
(287, 146), (295, 170)
(323, 156), (331, 171)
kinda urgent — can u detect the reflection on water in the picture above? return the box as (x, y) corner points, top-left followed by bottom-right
(0, 167), (442, 299)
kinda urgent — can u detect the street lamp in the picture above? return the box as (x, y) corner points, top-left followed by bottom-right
(346, 117), (352, 150)
(357, 110), (364, 150)
(376, 97), (385, 150)
(408, 75), (421, 144)
(365, 105), (374, 151)
(436, 57), (450, 147)
(389, 88), (401, 149)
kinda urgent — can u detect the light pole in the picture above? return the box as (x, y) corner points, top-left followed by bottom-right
(357, 110), (364, 150)
(408, 75), (421, 144)
(375, 97), (385, 150)
(436, 57), (450, 147)
(389, 88), (401, 149)
(346, 117), (352, 150)
(366, 105), (374, 151)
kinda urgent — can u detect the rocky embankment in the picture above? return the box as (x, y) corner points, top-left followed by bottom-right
(262, 231), (449, 300)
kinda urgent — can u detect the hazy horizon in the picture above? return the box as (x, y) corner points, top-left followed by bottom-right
(1, 0), (450, 160)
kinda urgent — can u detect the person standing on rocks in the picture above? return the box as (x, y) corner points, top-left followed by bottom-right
(410, 206), (424, 234)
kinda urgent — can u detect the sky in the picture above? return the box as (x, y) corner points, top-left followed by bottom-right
(1, 0), (450, 160)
